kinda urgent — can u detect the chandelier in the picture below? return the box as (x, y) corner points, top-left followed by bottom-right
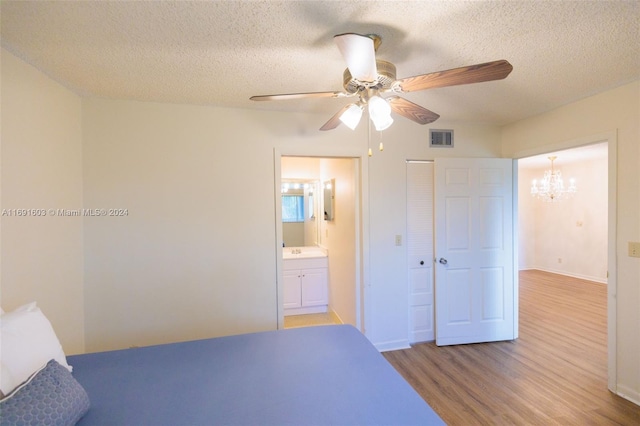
(530, 156), (577, 202)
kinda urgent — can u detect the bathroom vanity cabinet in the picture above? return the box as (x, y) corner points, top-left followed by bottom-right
(283, 257), (328, 315)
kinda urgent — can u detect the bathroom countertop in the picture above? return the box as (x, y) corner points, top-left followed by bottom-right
(283, 247), (327, 259)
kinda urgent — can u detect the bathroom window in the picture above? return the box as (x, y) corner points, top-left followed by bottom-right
(282, 195), (305, 222)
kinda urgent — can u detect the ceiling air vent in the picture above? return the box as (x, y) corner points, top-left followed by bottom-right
(429, 129), (454, 148)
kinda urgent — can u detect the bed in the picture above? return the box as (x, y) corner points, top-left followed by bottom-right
(1, 303), (443, 425)
(68, 325), (443, 425)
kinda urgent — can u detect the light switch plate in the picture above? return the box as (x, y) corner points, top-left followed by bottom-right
(629, 242), (640, 258)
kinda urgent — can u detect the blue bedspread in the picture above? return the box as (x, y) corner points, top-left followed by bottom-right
(68, 325), (444, 425)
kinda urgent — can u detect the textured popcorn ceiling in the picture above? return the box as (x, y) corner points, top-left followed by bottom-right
(1, 1), (638, 125)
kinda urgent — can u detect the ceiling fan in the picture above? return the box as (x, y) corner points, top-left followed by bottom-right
(250, 33), (513, 131)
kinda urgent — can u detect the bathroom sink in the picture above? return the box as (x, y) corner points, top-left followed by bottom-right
(283, 247), (327, 259)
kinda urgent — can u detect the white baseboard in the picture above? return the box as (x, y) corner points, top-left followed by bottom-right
(283, 305), (327, 316)
(521, 266), (607, 284)
(329, 309), (345, 324)
(374, 339), (411, 352)
(616, 384), (640, 407)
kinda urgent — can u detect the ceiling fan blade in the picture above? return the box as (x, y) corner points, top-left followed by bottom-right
(334, 33), (378, 83)
(397, 60), (513, 93)
(250, 91), (346, 101)
(319, 104), (354, 131)
(387, 96), (440, 125)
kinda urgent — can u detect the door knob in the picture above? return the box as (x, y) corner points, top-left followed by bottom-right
(438, 258), (448, 265)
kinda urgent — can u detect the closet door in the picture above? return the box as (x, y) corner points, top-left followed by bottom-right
(406, 161), (435, 343)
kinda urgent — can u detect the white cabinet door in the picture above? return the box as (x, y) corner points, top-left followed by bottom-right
(283, 269), (302, 309)
(301, 268), (328, 307)
(434, 158), (515, 346)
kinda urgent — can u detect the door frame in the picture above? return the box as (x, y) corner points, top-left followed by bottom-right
(510, 130), (617, 392)
(274, 148), (369, 335)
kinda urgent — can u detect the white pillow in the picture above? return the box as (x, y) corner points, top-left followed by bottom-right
(0, 302), (72, 395)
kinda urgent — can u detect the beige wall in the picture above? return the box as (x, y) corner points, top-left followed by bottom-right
(281, 157), (321, 180)
(503, 80), (640, 404)
(320, 158), (357, 326)
(82, 100), (286, 351)
(519, 156), (608, 282)
(1, 50), (85, 354)
(517, 167), (538, 270)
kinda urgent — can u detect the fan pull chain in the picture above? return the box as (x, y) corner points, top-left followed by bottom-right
(367, 111), (387, 155)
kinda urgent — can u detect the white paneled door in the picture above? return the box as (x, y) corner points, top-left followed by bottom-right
(407, 162), (435, 343)
(434, 158), (515, 346)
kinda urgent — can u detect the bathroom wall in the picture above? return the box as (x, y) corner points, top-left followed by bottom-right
(320, 157), (357, 326)
(282, 222), (304, 247)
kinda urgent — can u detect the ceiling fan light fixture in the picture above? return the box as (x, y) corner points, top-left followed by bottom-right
(339, 103), (363, 130)
(368, 95), (393, 131)
(250, 33), (513, 133)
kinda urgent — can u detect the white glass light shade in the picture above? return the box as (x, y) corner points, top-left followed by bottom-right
(368, 96), (393, 131)
(339, 104), (363, 130)
(372, 115), (393, 131)
(368, 95), (390, 117)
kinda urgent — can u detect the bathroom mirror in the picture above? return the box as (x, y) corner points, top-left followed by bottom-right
(323, 179), (335, 221)
(281, 180), (319, 247)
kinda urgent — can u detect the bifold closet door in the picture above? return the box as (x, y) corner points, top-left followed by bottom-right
(406, 161), (435, 343)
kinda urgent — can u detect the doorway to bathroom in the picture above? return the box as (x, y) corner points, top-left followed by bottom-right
(277, 155), (362, 332)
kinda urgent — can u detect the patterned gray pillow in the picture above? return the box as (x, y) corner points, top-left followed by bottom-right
(0, 359), (90, 426)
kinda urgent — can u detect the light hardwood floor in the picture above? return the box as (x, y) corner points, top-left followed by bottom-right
(383, 270), (640, 425)
(283, 311), (341, 329)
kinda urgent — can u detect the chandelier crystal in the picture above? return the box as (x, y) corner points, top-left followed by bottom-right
(530, 156), (577, 202)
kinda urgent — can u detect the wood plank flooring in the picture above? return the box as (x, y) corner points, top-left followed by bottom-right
(383, 270), (640, 425)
